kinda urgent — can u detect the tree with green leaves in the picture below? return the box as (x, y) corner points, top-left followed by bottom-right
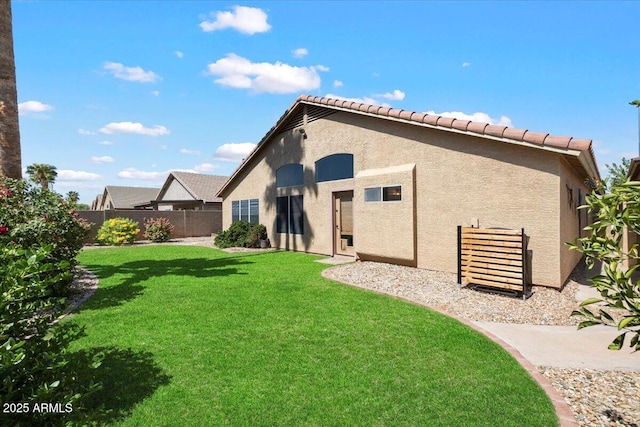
(26, 163), (57, 191)
(604, 157), (631, 190)
(569, 161), (640, 352)
(66, 190), (79, 204)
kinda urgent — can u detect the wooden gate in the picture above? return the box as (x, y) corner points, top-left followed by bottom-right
(457, 226), (530, 300)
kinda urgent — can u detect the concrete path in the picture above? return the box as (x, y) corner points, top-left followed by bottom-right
(472, 321), (640, 371)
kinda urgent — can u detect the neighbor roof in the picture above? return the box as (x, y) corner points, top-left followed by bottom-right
(103, 186), (160, 209)
(158, 171), (228, 203)
(217, 94), (601, 196)
(628, 157), (640, 181)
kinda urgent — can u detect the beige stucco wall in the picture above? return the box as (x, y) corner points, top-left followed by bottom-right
(354, 163), (416, 264)
(222, 110), (585, 288)
(558, 157), (591, 285)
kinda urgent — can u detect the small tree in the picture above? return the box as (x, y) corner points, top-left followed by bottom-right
(604, 158), (630, 190)
(26, 163), (57, 191)
(66, 190), (79, 204)
(568, 164), (640, 352)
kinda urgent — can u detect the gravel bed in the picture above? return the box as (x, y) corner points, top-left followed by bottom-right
(323, 260), (639, 427)
(323, 261), (582, 325)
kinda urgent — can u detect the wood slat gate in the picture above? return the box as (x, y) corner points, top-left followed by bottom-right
(457, 226), (530, 300)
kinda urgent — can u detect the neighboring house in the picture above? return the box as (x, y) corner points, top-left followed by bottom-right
(99, 186), (159, 210)
(151, 171), (228, 211)
(217, 95), (600, 288)
(90, 194), (103, 211)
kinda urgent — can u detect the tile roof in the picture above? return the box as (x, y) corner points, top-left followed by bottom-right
(104, 186), (160, 209)
(217, 94), (601, 196)
(298, 95), (594, 152)
(163, 171), (228, 203)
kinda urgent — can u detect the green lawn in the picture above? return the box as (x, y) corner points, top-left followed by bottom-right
(67, 245), (557, 426)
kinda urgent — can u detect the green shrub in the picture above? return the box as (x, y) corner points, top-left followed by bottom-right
(0, 178), (92, 295)
(0, 177), (101, 424)
(144, 217), (175, 243)
(96, 218), (140, 246)
(214, 221), (267, 248)
(569, 176), (640, 352)
(0, 242), (102, 425)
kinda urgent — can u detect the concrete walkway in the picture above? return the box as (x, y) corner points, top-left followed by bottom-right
(471, 282), (636, 372)
(472, 322), (639, 371)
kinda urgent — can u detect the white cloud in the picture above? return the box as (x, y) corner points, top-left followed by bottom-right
(180, 148), (201, 156)
(292, 48), (308, 58)
(91, 156), (114, 164)
(18, 101), (53, 115)
(205, 53), (327, 94)
(99, 122), (170, 136)
(159, 144), (168, 150)
(324, 93), (390, 108)
(214, 142), (257, 162)
(194, 163), (217, 172)
(117, 168), (168, 181)
(151, 90), (160, 96)
(57, 170), (102, 181)
(462, 62), (471, 67)
(333, 80), (343, 87)
(175, 51), (184, 58)
(200, 6), (271, 34)
(98, 140), (112, 145)
(103, 62), (161, 83)
(376, 89), (405, 101)
(425, 110), (513, 127)
(78, 128), (96, 136)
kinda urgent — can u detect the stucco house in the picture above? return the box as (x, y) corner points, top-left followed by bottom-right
(217, 95), (600, 288)
(151, 171), (228, 211)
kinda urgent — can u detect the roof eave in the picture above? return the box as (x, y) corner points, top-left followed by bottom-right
(216, 95), (600, 196)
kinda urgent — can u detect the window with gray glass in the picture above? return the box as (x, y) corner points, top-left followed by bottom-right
(276, 195), (304, 234)
(276, 163), (304, 188)
(364, 186), (402, 202)
(315, 153), (354, 183)
(231, 199), (259, 223)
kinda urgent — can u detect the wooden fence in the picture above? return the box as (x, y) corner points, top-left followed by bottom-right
(457, 226), (530, 299)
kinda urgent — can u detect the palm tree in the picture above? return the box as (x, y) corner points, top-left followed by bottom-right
(631, 100), (640, 155)
(0, 0), (22, 179)
(66, 190), (79, 204)
(26, 163), (57, 191)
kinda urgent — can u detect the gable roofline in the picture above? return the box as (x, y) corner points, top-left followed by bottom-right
(157, 171), (228, 203)
(156, 172), (198, 202)
(217, 95), (601, 196)
(628, 157), (640, 180)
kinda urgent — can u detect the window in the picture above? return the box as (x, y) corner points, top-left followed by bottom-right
(383, 186), (402, 201)
(276, 195), (304, 234)
(231, 198), (259, 223)
(364, 187), (381, 202)
(364, 186), (402, 202)
(315, 153), (354, 183)
(276, 163), (304, 188)
(249, 199), (259, 224)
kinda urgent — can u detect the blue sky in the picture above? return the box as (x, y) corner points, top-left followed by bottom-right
(12, 1), (640, 204)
